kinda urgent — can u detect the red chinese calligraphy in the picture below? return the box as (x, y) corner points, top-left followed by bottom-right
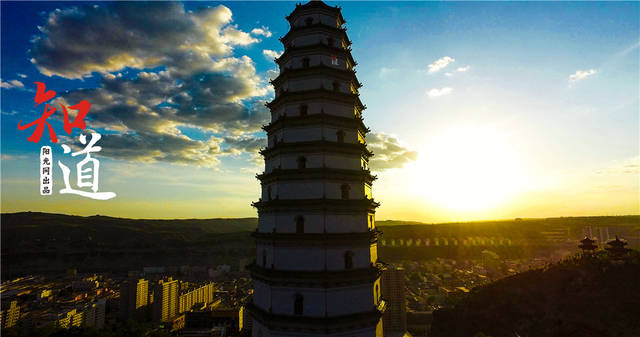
(17, 82), (89, 143)
(34, 82), (56, 106)
(17, 102), (58, 143)
(62, 100), (90, 135)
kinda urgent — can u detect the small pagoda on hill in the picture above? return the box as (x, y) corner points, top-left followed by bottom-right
(578, 236), (597, 253)
(605, 236), (630, 258)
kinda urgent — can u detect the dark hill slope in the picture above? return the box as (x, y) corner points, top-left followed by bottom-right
(1, 212), (258, 278)
(1, 212), (257, 244)
(430, 251), (640, 337)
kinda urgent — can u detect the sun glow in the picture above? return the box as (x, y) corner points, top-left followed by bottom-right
(406, 124), (530, 212)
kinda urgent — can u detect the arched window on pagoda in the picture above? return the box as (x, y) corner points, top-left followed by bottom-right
(336, 130), (345, 143)
(299, 104), (308, 116)
(294, 294), (304, 315)
(297, 156), (307, 169)
(262, 249), (267, 267)
(267, 186), (272, 201)
(302, 57), (310, 68)
(305, 17), (313, 26)
(344, 251), (354, 269)
(333, 80), (341, 92)
(327, 37), (334, 47)
(341, 184), (350, 200)
(295, 215), (304, 233)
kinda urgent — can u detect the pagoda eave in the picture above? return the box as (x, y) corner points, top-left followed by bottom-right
(259, 140), (373, 159)
(262, 113), (368, 135)
(280, 23), (349, 47)
(252, 198), (380, 213)
(285, 1), (345, 26)
(257, 167), (376, 184)
(275, 43), (355, 67)
(266, 88), (364, 111)
(270, 64), (360, 88)
(248, 263), (383, 287)
(252, 229), (380, 245)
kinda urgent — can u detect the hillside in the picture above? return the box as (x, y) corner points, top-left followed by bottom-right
(1, 212), (258, 278)
(430, 251), (640, 337)
(2, 212), (638, 279)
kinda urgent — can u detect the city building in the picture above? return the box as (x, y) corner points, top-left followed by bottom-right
(120, 278), (149, 321)
(1, 300), (20, 328)
(54, 298), (106, 330)
(179, 282), (217, 314)
(153, 277), (180, 323)
(239, 305), (252, 335)
(83, 299), (106, 329)
(57, 308), (84, 329)
(382, 267), (407, 336)
(249, 1), (385, 336)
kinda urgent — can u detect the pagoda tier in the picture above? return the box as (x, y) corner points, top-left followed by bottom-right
(247, 302), (385, 335)
(263, 113), (369, 134)
(270, 65), (361, 90)
(253, 198), (379, 213)
(253, 234), (378, 272)
(251, 2), (384, 336)
(257, 167), (376, 184)
(249, 263), (383, 287)
(275, 44), (356, 69)
(285, 1), (346, 26)
(267, 88), (365, 112)
(279, 23), (351, 48)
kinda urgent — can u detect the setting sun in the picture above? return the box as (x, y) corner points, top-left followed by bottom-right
(407, 124), (529, 212)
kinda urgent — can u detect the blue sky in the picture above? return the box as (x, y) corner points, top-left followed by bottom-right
(1, 1), (638, 221)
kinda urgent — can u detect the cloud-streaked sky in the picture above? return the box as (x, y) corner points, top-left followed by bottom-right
(1, 1), (638, 221)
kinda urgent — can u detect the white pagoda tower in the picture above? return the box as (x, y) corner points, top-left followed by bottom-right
(249, 1), (385, 336)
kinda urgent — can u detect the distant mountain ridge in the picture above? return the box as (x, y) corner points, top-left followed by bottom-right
(2, 212), (638, 279)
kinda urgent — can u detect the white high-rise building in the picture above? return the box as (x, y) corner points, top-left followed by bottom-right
(249, 2), (385, 336)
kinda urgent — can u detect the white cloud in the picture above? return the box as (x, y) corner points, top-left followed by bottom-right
(17, 73), (27, 78)
(426, 87), (453, 97)
(379, 67), (397, 77)
(456, 66), (470, 72)
(220, 25), (259, 46)
(251, 26), (272, 38)
(367, 132), (418, 171)
(1, 79), (24, 89)
(266, 69), (279, 81)
(263, 49), (282, 60)
(29, 3), (262, 79)
(1, 109), (19, 115)
(596, 156), (640, 175)
(28, 3), (272, 167)
(0, 154), (26, 160)
(444, 72), (453, 77)
(569, 69), (597, 82)
(427, 56), (455, 73)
